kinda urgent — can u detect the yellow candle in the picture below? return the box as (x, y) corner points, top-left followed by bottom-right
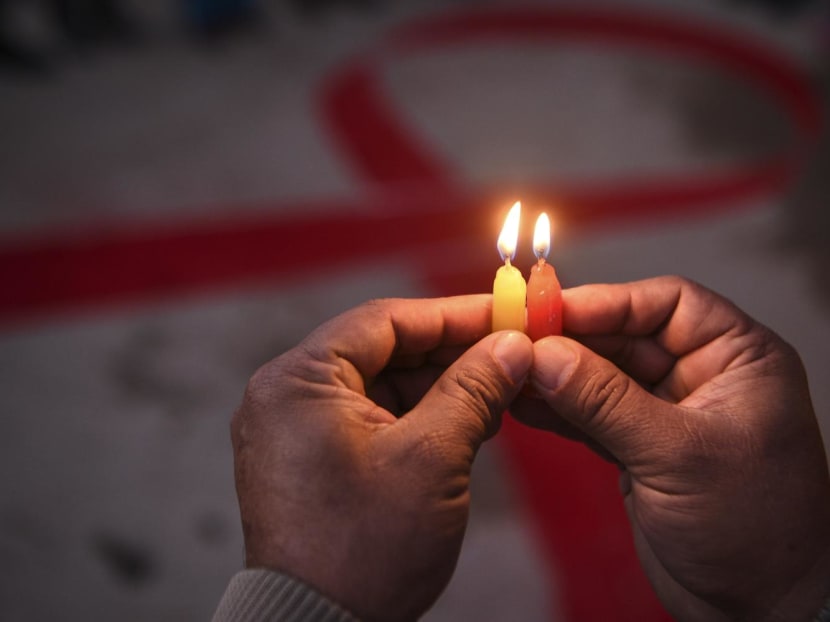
(492, 201), (527, 332)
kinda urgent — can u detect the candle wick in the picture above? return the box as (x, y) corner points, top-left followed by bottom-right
(505, 257), (512, 268)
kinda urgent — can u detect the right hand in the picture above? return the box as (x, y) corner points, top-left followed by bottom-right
(511, 276), (830, 621)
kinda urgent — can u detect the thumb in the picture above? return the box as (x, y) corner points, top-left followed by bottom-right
(406, 331), (533, 455)
(531, 337), (679, 466)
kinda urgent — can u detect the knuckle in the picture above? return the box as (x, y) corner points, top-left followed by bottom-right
(663, 274), (692, 287)
(357, 298), (396, 320)
(234, 353), (298, 428)
(341, 299), (395, 341)
(652, 274), (693, 294)
(433, 367), (505, 443)
(361, 297), (391, 310)
(574, 368), (631, 429)
(660, 274), (708, 302)
(242, 360), (281, 409)
(450, 368), (502, 416)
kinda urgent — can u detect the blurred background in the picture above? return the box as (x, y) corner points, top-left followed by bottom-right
(1, 0), (829, 620)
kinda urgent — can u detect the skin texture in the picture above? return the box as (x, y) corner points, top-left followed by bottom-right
(231, 278), (830, 622)
(231, 296), (533, 622)
(511, 276), (830, 622)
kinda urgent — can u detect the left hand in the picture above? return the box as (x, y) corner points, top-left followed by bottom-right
(231, 296), (533, 622)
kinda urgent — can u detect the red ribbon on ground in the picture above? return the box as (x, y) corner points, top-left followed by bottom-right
(1, 7), (819, 325)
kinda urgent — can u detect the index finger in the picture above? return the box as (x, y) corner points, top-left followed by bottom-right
(300, 295), (493, 383)
(564, 275), (752, 358)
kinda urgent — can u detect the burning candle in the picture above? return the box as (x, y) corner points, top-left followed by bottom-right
(492, 201), (527, 333)
(526, 213), (562, 340)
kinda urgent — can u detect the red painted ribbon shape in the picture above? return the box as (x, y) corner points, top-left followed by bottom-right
(1, 6), (820, 325)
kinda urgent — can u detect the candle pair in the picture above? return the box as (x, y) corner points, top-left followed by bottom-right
(492, 201), (563, 341)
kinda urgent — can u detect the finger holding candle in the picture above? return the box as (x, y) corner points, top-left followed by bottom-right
(492, 201), (527, 333)
(526, 212), (562, 340)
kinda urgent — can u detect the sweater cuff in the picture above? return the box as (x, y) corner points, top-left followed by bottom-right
(816, 593), (830, 622)
(212, 569), (359, 622)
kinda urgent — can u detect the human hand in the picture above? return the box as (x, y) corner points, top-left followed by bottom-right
(510, 276), (830, 622)
(231, 296), (532, 622)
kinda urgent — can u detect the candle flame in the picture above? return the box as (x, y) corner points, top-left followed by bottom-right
(497, 201), (521, 262)
(533, 213), (551, 260)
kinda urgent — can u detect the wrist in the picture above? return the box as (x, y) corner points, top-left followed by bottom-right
(213, 568), (358, 622)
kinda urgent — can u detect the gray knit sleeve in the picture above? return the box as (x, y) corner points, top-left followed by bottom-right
(815, 594), (830, 622)
(212, 569), (359, 622)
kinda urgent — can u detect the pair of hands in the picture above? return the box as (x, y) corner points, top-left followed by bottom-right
(231, 276), (830, 622)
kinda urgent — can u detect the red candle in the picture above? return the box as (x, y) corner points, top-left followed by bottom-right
(526, 213), (562, 340)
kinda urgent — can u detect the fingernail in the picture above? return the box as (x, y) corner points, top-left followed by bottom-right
(533, 339), (577, 393)
(492, 332), (532, 385)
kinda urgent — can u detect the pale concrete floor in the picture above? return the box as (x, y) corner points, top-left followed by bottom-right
(1, 1), (829, 620)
